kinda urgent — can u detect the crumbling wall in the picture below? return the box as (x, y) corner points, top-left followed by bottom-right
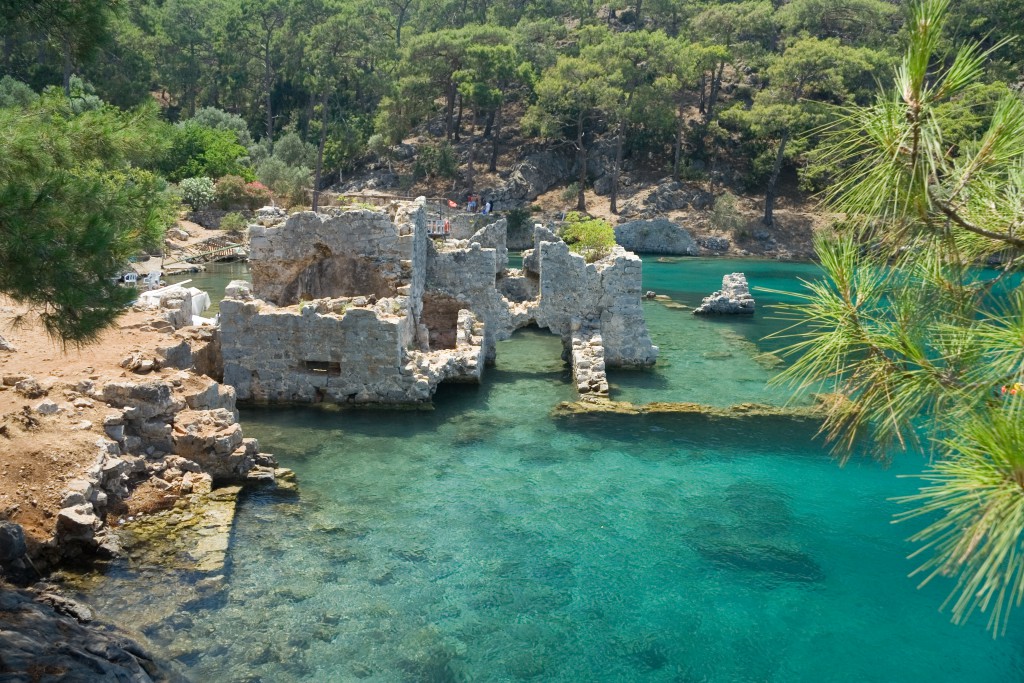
(535, 241), (658, 367)
(426, 241), (526, 361)
(248, 201), (427, 307)
(220, 282), (482, 404)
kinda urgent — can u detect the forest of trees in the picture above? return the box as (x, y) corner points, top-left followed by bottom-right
(4, 0), (1024, 634)
(2, 0), (1020, 222)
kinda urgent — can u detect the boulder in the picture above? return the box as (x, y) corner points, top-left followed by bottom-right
(693, 273), (755, 315)
(614, 219), (699, 255)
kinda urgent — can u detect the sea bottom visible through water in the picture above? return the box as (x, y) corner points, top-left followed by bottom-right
(77, 259), (1023, 682)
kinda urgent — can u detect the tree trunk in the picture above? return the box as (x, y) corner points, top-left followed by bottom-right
(454, 93), (463, 142)
(698, 73), (707, 116)
(264, 37), (274, 151)
(62, 35), (72, 97)
(312, 90), (329, 212)
(483, 107), (496, 138)
(445, 82), (456, 140)
(466, 107), (477, 193)
(763, 130), (790, 227)
(489, 102), (502, 172)
(396, 6), (406, 48)
(576, 110), (587, 212)
(673, 97), (685, 181)
(610, 116), (626, 214)
(634, 0), (643, 24)
(705, 60), (725, 124)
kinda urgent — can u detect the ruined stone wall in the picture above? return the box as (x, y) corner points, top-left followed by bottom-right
(248, 201), (427, 308)
(426, 241), (516, 360)
(535, 241), (658, 367)
(221, 296), (417, 403)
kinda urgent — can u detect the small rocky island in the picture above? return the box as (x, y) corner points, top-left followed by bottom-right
(693, 273), (756, 315)
(219, 198), (658, 403)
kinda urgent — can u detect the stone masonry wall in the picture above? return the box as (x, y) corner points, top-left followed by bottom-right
(535, 242), (658, 367)
(248, 201), (427, 311)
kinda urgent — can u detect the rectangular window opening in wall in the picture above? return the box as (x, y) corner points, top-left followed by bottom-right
(301, 360), (341, 376)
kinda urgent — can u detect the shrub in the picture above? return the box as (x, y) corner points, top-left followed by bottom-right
(214, 175), (247, 209)
(244, 181), (272, 208)
(413, 143), (458, 180)
(710, 192), (747, 239)
(559, 211), (616, 263)
(179, 176), (215, 210)
(219, 212), (247, 233)
(257, 157), (310, 207)
(160, 122), (252, 182)
(190, 107), (253, 147)
(560, 182), (580, 202)
(273, 131), (317, 167)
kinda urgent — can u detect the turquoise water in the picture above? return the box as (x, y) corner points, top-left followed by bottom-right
(75, 258), (1024, 681)
(166, 261), (251, 314)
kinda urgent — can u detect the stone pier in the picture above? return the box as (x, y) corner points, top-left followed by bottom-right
(570, 325), (609, 398)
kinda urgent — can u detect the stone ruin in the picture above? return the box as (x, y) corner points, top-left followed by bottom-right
(693, 273), (756, 315)
(219, 198), (658, 405)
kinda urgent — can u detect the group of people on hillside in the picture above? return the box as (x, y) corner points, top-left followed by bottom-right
(465, 194), (493, 215)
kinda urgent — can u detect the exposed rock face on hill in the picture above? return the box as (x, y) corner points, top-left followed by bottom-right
(619, 179), (713, 219)
(0, 582), (184, 682)
(693, 273), (756, 315)
(614, 218), (699, 255)
(481, 150), (572, 207)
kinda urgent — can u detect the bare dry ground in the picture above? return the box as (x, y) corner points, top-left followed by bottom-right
(0, 298), (182, 546)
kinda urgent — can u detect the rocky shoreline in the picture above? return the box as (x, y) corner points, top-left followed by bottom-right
(0, 287), (294, 680)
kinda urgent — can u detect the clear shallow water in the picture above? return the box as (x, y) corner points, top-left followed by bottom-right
(76, 258), (1024, 682)
(166, 260), (251, 314)
(609, 258), (823, 407)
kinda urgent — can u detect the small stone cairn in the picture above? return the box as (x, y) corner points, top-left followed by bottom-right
(693, 273), (755, 315)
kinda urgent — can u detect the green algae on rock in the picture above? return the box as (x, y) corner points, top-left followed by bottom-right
(551, 397), (825, 420)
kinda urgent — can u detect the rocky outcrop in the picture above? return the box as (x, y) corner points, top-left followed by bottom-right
(693, 273), (755, 315)
(619, 179), (713, 218)
(0, 583), (183, 682)
(614, 219), (699, 255)
(40, 375), (276, 563)
(481, 149), (572, 207)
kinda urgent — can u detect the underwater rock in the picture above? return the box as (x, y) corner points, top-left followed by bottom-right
(552, 399), (825, 420)
(0, 582), (183, 682)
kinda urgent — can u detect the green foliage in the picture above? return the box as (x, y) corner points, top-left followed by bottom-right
(179, 176), (215, 210)
(161, 122), (252, 182)
(710, 193), (747, 237)
(213, 175), (270, 210)
(273, 131), (317, 168)
(0, 76), (37, 109)
(770, 0), (1024, 633)
(256, 157), (310, 207)
(189, 107), (254, 147)
(559, 211), (615, 262)
(219, 211), (247, 233)
(0, 95), (174, 342)
(413, 143), (458, 180)
(505, 207), (532, 244)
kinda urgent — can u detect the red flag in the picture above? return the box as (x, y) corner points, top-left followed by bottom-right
(447, 199), (457, 208)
